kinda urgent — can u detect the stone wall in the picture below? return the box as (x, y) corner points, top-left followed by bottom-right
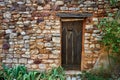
(0, 0), (118, 70)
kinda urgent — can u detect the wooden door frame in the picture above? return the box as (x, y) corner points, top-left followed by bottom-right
(60, 17), (86, 70)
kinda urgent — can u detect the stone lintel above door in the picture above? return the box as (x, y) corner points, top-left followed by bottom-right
(56, 12), (93, 18)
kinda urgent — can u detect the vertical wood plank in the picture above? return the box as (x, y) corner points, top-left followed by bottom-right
(62, 19), (83, 70)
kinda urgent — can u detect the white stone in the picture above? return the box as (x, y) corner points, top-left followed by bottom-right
(22, 48), (27, 51)
(13, 58), (18, 63)
(85, 40), (89, 43)
(52, 0), (56, 2)
(23, 36), (30, 40)
(37, 42), (44, 45)
(17, 21), (23, 25)
(25, 51), (30, 54)
(69, 8), (76, 11)
(84, 44), (89, 48)
(17, 1), (25, 4)
(22, 54), (30, 58)
(45, 43), (53, 47)
(25, 64), (31, 69)
(85, 33), (91, 37)
(9, 48), (14, 52)
(55, 22), (60, 26)
(66, 76), (71, 80)
(96, 44), (100, 48)
(0, 2), (5, 6)
(21, 31), (26, 35)
(28, 60), (34, 64)
(53, 43), (60, 47)
(18, 40), (24, 44)
(36, 29), (41, 33)
(37, 6), (43, 10)
(3, 12), (11, 19)
(14, 41), (17, 44)
(9, 26), (15, 28)
(86, 25), (93, 29)
(30, 37), (36, 39)
(52, 37), (60, 43)
(0, 54), (5, 57)
(90, 44), (95, 48)
(5, 58), (13, 63)
(24, 43), (29, 48)
(85, 50), (92, 54)
(76, 7), (80, 10)
(52, 50), (60, 54)
(25, 0), (31, 3)
(49, 54), (59, 58)
(37, 35), (44, 39)
(95, 37), (102, 40)
(45, 25), (51, 29)
(2, 60), (6, 63)
(6, 54), (13, 58)
(60, 7), (68, 11)
(55, 1), (64, 6)
(93, 18), (98, 21)
(25, 40), (30, 43)
(52, 25), (60, 29)
(19, 58), (27, 64)
(9, 41), (14, 45)
(93, 30), (100, 33)
(43, 60), (54, 63)
(5, 29), (12, 34)
(43, 30), (51, 33)
(52, 34), (60, 37)
(19, 11), (30, 14)
(79, 4), (84, 7)
(23, 21), (30, 25)
(92, 34), (97, 37)
(10, 33), (17, 38)
(38, 54), (48, 59)
(84, 1), (93, 5)
(18, 25), (24, 27)
(31, 20), (37, 24)
(14, 54), (20, 58)
(51, 30), (60, 33)
(39, 64), (46, 69)
(30, 39), (35, 42)
(71, 77), (77, 80)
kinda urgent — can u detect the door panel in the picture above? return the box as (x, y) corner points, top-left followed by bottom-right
(62, 20), (83, 70)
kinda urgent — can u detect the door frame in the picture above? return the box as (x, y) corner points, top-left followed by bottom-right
(60, 17), (86, 70)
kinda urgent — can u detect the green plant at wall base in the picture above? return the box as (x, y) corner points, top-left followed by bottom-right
(47, 66), (65, 80)
(81, 71), (111, 80)
(0, 65), (66, 80)
(23, 71), (41, 80)
(2, 64), (14, 80)
(2, 64), (27, 80)
(39, 71), (48, 80)
(12, 65), (27, 80)
(0, 70), (5, 80)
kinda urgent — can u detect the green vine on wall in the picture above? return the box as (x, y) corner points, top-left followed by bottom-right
(98, 13), (120, 70)
(98, 0), (120, 56)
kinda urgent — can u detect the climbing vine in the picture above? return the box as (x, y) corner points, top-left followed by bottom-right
(98, 0), (120, 69)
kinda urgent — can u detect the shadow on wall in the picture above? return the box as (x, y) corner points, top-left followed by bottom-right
(92, 47), (112, 71)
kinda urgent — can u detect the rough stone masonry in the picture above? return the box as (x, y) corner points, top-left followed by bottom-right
(0, 0), (118, 71)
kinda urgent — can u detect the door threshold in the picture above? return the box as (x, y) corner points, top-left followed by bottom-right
(65, 70), (82, 75)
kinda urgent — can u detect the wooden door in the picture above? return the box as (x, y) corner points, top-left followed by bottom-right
(62, 20), (83, 70)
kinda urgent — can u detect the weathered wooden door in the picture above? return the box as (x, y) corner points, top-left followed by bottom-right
(62, 19), (83, 70)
